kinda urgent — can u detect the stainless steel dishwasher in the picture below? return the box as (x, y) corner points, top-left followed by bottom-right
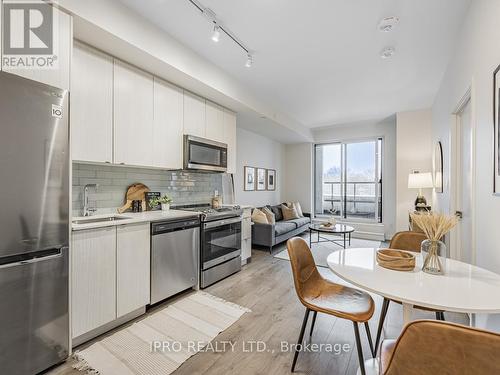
(150, 217), (200, 304)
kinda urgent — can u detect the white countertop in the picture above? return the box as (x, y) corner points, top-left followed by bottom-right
(72, 210), (200, 231)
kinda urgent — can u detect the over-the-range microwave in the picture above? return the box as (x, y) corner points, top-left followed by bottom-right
(184, 135), (228, 172)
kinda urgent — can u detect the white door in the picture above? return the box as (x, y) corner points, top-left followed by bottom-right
(116, 223), (150, 317)
(183, 91), (206, 137)
(71, 42), (113, 163)
(453, 98), (474, 264)
(114, 60), (154, 166)
(71, 227), (117, 338)
(153, 77), (184, 169)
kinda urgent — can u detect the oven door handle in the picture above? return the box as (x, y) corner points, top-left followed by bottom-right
(204, 217), (242, 229)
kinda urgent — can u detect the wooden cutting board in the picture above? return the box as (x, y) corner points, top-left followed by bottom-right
(117, 183), (150, 213)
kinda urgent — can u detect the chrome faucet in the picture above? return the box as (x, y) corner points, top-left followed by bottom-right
(83, 184), (99, 216)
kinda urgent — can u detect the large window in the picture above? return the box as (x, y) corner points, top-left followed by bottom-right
(314, 139), (383, 222)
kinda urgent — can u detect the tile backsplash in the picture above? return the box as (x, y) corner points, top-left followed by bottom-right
(72, 163), (222, 216)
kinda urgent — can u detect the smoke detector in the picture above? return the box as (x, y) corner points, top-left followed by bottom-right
(378, 16), (400, 32)
(380, 47), (395, 59)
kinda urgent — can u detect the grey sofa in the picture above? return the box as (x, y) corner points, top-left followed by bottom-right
(251, 204), (311, 253)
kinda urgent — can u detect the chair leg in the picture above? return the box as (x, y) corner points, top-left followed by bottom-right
(364, 322), (375, 358)
(353, 322), (366, 375)
(291, 308), (310, 372)
(309, 311), (318, 337)
(374, 298), (390, 356)
(269, 245), (273, 254)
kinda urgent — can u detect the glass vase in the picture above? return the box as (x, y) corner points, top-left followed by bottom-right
(421, 239), (446, 275)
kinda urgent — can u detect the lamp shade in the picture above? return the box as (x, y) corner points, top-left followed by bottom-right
(408, 172), (434, 189)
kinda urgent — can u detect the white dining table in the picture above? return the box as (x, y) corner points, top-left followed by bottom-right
(327, 248), (500, 375)
(326, 247), (500, 325)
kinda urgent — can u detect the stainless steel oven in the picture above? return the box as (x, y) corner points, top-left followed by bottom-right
(184, 135), (228, 172)
(201, 216), (242, 288)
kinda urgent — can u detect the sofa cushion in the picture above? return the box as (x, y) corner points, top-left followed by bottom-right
(274, 221), (296, 236)
(282, 204), (300, 220)
(269, 205), (283, 221)
(285, 217), (311, 228)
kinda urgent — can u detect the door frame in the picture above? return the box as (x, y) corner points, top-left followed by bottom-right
(450, 84), (476, 263)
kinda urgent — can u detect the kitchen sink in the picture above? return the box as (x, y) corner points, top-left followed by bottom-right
(72, 216), (131, 225)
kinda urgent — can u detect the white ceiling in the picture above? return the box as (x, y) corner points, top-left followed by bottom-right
(119, 0), (470, 128)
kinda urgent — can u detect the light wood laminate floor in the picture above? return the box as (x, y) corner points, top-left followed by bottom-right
(48, 246), (468, 375)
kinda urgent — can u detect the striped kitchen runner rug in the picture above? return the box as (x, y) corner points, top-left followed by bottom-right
(73, 291), (251, 375)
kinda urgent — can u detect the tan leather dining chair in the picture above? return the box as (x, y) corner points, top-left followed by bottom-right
(379, 320), (500, 374)
(374, 231), (444, 355)
(287, 237), (375, 374)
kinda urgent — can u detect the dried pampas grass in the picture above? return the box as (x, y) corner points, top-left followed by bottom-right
(410, 212), (458, 241)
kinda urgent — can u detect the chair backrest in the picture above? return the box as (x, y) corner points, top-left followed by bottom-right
(389, 231), (427, 252)
(383, 320), (500, 375)
(286, 237), (322, 303)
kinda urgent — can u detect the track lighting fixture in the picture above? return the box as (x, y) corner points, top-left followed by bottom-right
(245, 54), (253, 68)
(211, 24), (220, 42)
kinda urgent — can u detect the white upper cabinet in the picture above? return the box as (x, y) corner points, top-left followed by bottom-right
(2, 4), (72, 90)
(114, 60), (154, 166)
(153, 77), (184, 169)
(224, 109), (237, 174)
(205, 101), (225, 143)
(0, 2), (2, 71)
(71, 43), (113, 163)
(183, 91), (206, 138)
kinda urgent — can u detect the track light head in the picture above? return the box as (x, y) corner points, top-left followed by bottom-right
(245, 54), (253, 68)
(211, 24), (221, 42)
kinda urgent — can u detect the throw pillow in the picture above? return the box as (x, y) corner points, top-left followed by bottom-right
(270, 205), (284, 221)
(292, 201), (304, 217)
(261, 207), (276, 224)
(285, 201), (304, 218)
(281, 204), (300, 220)
(251, 208), (269, 224)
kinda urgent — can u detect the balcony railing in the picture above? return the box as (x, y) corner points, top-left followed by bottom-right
(318, 181), (382, 222)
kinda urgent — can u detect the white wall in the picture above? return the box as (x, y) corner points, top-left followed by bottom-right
(396, 110), (433, 232)
(234, 127), (285, 206)
(283, 143), (314, 214)
(431, 0), (500, 331)
(313, 118), (397, 238)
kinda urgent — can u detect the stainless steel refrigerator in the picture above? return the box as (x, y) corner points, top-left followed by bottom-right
(0, 72), (69, 374)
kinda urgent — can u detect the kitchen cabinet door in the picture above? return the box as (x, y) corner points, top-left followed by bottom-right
(114, 60), (154, 167)
(153, 77), (184, 169)
(205, 101), (225, 143)
(71, 227), (116, 338)
(223, 109), (237, 174)
(2, 4), (72, 90)
(116, 223), (150, 318)
(183, 91), (206, 138)
(71, 42), (113, 163)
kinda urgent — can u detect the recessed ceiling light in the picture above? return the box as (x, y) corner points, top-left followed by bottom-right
(380, 47), (395, 59)
(245, 54), (253, 68)
(378, 16), (400, 32)
(211, 24), (221, 42)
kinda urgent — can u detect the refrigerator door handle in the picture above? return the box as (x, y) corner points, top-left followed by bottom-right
(0, 247), (66, 269)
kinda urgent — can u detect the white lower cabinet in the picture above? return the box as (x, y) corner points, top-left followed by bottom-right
(71, 223), (151, 339)
(241, 208), (252, 264)
(116, 223), (150, 317)
(71, 227), (116, 339)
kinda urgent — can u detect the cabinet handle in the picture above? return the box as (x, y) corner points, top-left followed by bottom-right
(105, 161), (111, 164)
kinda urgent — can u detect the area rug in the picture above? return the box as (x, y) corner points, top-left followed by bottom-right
(73, 291), (251, 375)
(274, 238), (381, 268)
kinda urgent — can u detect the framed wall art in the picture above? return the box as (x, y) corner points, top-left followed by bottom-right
(244, 166), (255, 191)
(257, 168), (266, 191)
(266, 169), (276, 191)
